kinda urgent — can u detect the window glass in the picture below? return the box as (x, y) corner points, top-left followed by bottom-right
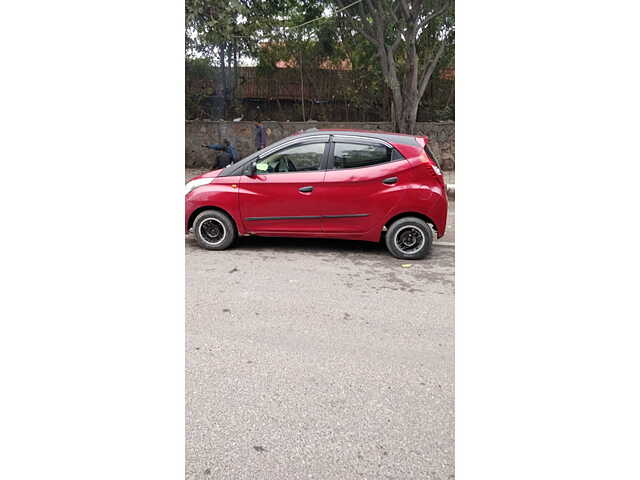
(332, 143), (391, 169)
(392, 149), (405, 161)
(255, 143), (325, 173)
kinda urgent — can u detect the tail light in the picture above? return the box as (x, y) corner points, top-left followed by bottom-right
(417, 136), (443, 179)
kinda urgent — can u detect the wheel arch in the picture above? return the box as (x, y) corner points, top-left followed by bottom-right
(187, 206), (239, 232)
(382, 211), (437, 240)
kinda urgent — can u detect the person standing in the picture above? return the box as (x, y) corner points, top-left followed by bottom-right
(255, 120), (267, 151)
(201, 138), (239, 169)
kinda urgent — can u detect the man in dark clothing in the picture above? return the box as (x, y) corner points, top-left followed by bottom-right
(255, 121), (267, 151)
(201, 138), (239, 169)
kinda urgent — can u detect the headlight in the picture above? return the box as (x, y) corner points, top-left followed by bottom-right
(185, 178), (214, 195)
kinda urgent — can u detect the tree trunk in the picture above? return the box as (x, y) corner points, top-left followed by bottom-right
(219, 44), (228, 118)
(233, 39), (238, 91)
(388, 69), (433, 134)
(227, 43), (236, 117)
(338, 0), (451, 134)
(299, 51), (305, 122)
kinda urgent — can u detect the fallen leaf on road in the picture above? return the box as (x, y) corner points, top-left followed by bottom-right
(401, 264), (413, 268)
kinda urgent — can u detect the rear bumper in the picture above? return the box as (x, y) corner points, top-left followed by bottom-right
(421, 187), (448, 238)
(436, 196), (448, 238)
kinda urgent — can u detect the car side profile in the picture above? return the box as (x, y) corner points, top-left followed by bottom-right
(185, 129), (448, 259)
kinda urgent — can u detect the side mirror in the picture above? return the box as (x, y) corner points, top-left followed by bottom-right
(245, 161), (257, 176)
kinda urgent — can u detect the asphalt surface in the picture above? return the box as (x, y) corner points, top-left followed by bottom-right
(185, 173), (454, 479)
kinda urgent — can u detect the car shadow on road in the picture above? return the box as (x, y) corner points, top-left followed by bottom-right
(185, 235), (452, 265)
(234, 235), (388, 255)
(185, 233), (387, 254)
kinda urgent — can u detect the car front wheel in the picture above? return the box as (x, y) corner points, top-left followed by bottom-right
(385, 217), (434, 260)
(193, 210), (236, 250)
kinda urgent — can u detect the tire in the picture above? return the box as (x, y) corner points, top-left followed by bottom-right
(385, 216), (434, 260)
(193, 210), (237, 251)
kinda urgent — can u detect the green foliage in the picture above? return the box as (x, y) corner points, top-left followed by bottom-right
(185, 57), (216, 81)
(185, 0), (454, 122)
(185, 58), (216, 120)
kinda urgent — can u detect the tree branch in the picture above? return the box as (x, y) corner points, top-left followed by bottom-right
(336, 0), (379, 46)
(417, 1), (450, 32)
(365, 0), (376, 15)
(354, 25), (378, 45)
(399, 0), (411, 19)
(390, 34), (403, 54)
(389, 2), (400, 24)
(418, 31), (448, 98)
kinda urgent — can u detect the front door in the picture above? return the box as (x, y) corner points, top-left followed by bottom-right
(238, 139), (329, 234)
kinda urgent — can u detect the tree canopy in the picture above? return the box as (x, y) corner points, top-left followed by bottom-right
(185, 0), (454, 130)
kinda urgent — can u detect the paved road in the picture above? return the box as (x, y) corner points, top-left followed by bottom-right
(186, 173), (454, 479)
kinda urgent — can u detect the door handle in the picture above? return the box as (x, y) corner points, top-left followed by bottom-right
(382, 176), (398, 185)
(299, 186), (314, 193)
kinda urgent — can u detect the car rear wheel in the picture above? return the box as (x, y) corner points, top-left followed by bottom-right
(193, 210), (236, 250)
(385, 217), (433, 260)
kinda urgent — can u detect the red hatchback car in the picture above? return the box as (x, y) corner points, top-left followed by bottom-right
(185, 130), (447, 259)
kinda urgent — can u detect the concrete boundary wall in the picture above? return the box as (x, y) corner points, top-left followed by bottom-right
(186, 120), (454, 170)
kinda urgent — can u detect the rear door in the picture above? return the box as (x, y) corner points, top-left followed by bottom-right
(238, 137), (329, 234)
(321, 136), (411, 234)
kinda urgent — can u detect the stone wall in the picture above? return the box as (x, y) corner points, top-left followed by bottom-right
(186, 121), (455, 170)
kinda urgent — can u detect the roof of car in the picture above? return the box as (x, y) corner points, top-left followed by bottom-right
(294, 129), (423, 146)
